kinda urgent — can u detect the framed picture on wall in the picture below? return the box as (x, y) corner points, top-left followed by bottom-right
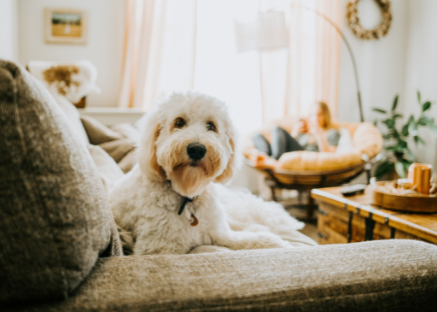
(45, 8), (87, 44)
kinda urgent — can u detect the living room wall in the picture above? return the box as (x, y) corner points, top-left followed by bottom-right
(403, 0), (437, 168)
(17, 0), (125, 108)
(337, 0), (409, 123)
(337, 0), (437, 169)
(0, 0), (19, 62)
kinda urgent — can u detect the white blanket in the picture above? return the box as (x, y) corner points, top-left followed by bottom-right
(190, 185), (318, 253)
(190, 186), (318, 254)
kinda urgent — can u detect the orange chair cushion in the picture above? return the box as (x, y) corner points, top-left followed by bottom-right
(243, 118), (383, 171)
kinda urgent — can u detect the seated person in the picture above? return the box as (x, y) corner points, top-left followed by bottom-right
(253, 102), (340, 160)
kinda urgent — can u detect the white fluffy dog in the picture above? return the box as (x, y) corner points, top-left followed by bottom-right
(110, 92), (292, 255)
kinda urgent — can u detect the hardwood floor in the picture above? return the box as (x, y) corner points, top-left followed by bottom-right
(298, 222), (318, 242)
(277, 190), (319, 243)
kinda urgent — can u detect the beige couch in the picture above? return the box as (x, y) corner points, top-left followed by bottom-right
(2, 60), (437, 311)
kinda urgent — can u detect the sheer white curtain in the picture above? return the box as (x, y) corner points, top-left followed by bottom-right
(119, 0), (340, 134)
(258, 0), (341, 123)
(194, 0), (263, 134)
(119, 0), (197, 110)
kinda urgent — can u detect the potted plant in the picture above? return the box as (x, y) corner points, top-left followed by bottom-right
(373, 92), (437, 178)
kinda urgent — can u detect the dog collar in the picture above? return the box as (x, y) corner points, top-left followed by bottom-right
(178, 196), (194, 215)
(178, 196), (198, 226)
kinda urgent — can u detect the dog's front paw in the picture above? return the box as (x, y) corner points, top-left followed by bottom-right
(264, 235), (293, 249)
(216, 230), (293, 250)
(248, 232), (293, 249)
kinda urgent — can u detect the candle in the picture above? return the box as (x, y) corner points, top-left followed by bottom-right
(408, 163), (432, 195)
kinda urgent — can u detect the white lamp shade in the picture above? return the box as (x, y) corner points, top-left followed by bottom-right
(234, 11), (288, 53)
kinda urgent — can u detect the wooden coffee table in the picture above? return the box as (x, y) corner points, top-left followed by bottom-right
(311, 186), (437, 245)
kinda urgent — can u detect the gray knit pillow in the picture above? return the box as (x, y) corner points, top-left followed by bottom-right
(0, 60), (122, 304)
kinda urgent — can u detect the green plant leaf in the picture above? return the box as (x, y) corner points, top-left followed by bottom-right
(392, 113), (403, 119)
(397, 139), (407, 149)
(402, 159), (413, 173)
(418, 116), (428, 126)
(392, 95), (399, 111)
(373, 119), (378, 126)
(375, 161), (395, 178)
(424, 116), (436, 127)
(382, 118), (395, 129)
(373, 108), (387, 114)
(427, 122), (437, 136)
(408, 123), (418, 136)
(401, 124), (409, 136)
(422, 101), (431, 112)
(395, 161), (406, 178)
(408, 116), (418, 136)
(417, 91), (421, 104)
(385, 146), (398, 151)
(414, 135), (425, 146)
(404, 147), (416, 162)
(385, 146), (403, 154)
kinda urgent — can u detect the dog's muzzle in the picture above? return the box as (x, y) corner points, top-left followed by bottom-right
(187, 143), (206, 161)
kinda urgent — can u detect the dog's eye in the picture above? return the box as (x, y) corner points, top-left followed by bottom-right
(174, 118), (186, 128)
(206, 122), (216, 132)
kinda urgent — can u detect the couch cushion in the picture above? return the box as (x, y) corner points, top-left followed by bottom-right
(80, 114), (124, 145)
(86, 144), (124, 190)
(0, 60), (122, 304)
(79, 115), (138, 173)
(10, 240), (437, 312)
(52, 93), (90, 145)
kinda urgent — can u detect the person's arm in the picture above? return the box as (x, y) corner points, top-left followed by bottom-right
(314, 132), (334, 152)
(291, 120), (307, 138)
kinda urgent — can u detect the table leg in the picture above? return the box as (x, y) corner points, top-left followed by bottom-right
(307, 192), (314, 220)
(270, 187), (277, 201)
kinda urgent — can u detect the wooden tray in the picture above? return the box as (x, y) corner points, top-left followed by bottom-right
(369, 182), (437, 213)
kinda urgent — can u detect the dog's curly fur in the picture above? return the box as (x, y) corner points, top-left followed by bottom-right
(110, 92), (292, 255)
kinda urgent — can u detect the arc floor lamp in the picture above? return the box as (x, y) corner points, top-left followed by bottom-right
(300, 5), (364, 122)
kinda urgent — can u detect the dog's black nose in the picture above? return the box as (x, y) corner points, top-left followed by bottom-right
(187, 143), (206, 161)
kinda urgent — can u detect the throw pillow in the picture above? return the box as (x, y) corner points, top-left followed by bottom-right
(52, 92), (90, 145)
(87, 144), (124, 190)
(0, 60), (121, 304)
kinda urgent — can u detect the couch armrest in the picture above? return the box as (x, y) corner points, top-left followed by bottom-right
(10, 240), (437, 312)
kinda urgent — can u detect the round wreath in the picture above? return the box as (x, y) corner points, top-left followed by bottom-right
(346, 0), (392, 40)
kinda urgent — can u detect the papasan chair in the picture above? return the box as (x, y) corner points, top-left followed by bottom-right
(243, 117), (383, 220)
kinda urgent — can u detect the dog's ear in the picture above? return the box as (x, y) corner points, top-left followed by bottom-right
(214, 128), (240, 184)
(138, 111), (166, 181)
